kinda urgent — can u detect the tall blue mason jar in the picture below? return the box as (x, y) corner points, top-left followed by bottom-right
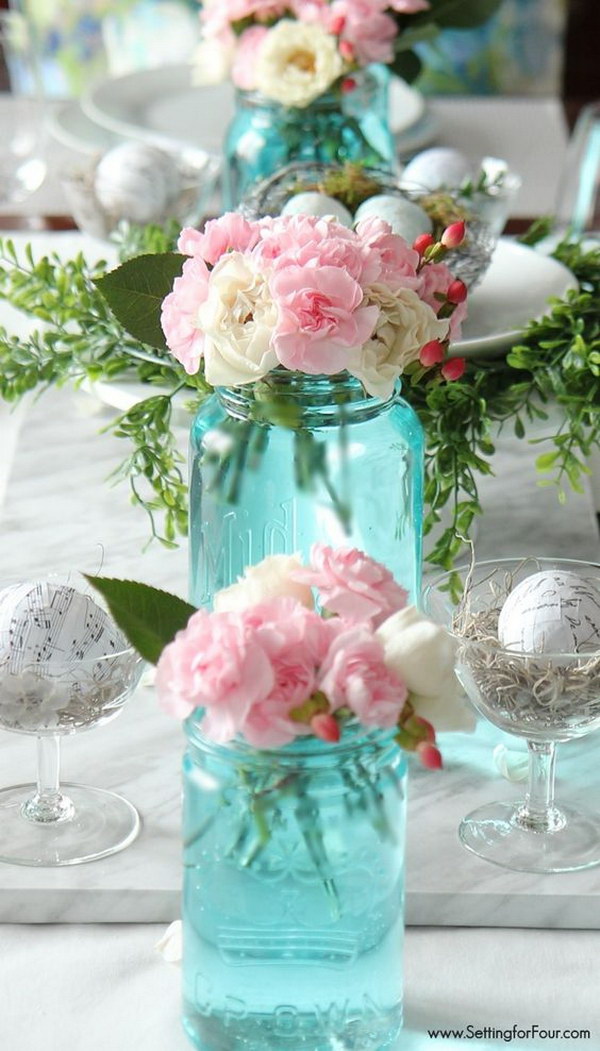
(223, 66), (395, 208)
(182, 719), (408, 1050)
(189, 372), (424, 608)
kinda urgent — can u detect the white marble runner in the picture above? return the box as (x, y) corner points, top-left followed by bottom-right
(0, 385), (599, 924)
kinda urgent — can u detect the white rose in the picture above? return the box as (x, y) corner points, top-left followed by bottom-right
(376, 606), (476, 733)
(192, 37), (234, 86)
(214, 554), (314, 613)
(347, 285), (449, 399)
(198, 253), (278, 386)
(255, 21), (344, 109)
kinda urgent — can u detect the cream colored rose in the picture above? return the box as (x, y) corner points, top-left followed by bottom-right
(214, 555), (314, 613)
(198, 252), (278, 386)
(255, 21), (344, 108)
(376, 606), (475, 733)
(347, 285), (449, 399)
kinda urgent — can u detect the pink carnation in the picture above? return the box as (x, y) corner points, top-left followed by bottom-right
(240, 597), (331, 747)
(418, 261), (468, 340)
(387, 0), (430, 12)
(201, 0), (287, 35)
(319, 623), (408, 728)
(154, 609), (275, 741)
(160, 256), (210, 374)
(354, 216), (421, 291)
(270, 265), (378, 373)
(231, 26), (268, 90)
(178, 214), (260, 266)
(296, 543), (408, 627)
(256, 214), (378, 285)
(331, 0), (397, 64)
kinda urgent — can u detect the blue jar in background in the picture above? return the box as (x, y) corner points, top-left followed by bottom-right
(222, 66), (395, 208)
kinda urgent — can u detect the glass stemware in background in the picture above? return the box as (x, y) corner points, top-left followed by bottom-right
(0, 574), (143, 866)
(424, 558), (600, 874)
(0, 9), (47, 205)
(555, 100), (600, 238)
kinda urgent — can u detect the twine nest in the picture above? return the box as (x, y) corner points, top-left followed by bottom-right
(453, 565), (600, 738)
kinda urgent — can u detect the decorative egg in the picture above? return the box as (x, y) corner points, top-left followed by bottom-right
(353, 194), (432, 243)
(401, 148), (473, 192)
(0, 581), (125, 669)
(94, 142), (181, 224)
(0, 581), (132, 733)
(281, 192), (353, 227)
(497, 570), (600, 655)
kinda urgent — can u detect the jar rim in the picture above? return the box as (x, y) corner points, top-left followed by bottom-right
(185, 714), (407, 767)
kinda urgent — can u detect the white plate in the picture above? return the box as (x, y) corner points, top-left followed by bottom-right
(81, 63), (424, 155)
(48, 100), (123, 157)
(453, 239), (578, 358)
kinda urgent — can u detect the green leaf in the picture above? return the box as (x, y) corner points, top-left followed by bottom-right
(84, 575), (196, 664)
(94, 253), (185, 351)
(426, 0), (503, 28)
(389, 48), (423, 83)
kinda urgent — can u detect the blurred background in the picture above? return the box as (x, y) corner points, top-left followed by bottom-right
(0, 0), (597, 102)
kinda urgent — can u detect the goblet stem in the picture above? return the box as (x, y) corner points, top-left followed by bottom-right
(21, 735), (75, 824)
(512, 740), (566, 834)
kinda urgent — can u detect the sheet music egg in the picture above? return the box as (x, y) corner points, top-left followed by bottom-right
(0, 581), (133, 732)
(94, 142), (181, 224)
(497, 570), (600, 654)
(0, 581), (124, 666)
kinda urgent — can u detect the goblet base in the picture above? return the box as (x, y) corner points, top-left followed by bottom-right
(0, 782), (140, 866)
(459, 801), (600, 873)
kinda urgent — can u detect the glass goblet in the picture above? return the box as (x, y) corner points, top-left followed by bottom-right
(424, 557), (600, 874)
(0, 575), (143, 866)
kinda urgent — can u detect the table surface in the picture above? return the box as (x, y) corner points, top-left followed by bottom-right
(1, 97), (599, 1051)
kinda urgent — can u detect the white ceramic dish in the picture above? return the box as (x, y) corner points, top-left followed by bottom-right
(48, 100), (122, 157)
(453, 238), (578, 357)
(81, 64), (425, 155)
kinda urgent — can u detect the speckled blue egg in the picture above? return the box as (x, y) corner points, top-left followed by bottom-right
(353, 194), (432, 243)
(281, 192), (353, 227)
(401, 148), (474, 191)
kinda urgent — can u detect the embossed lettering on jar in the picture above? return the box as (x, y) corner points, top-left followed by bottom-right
(182, 720), (408, 1050)
(189, 371), (424, 610)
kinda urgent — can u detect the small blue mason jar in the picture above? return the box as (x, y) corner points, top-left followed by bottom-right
(182, 718), (408, 1051)
(223, 66), (395, 208)
(189, 371), (424, 609)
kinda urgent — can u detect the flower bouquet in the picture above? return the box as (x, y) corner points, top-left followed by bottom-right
(193, 0), (503, 202)
(89, 544), (472, 1050)
(97, 210), (469, 605)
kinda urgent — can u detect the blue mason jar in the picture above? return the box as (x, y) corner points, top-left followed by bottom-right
(182, 718), (408, 1050)
(223, 66), (395, 208)
(189, 372), (424, 608)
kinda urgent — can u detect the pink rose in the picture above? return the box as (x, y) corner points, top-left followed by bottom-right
(155, 609), (275, 741)
(319, 623), (408, 728)
(231, 26), (268, 90)
(418, 261), (468, 340)
(270, 265), (378, 373)
(178, 214), (260, 266)
(296, 543), (408, 627)
(201, 0), (287, 35)
(160, 256), (210, 374)
(240, 597), (330, 747)
(354, 216), (421, 291)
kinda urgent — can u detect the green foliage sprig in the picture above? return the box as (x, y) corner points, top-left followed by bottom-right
(0, 226), (598, 568)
